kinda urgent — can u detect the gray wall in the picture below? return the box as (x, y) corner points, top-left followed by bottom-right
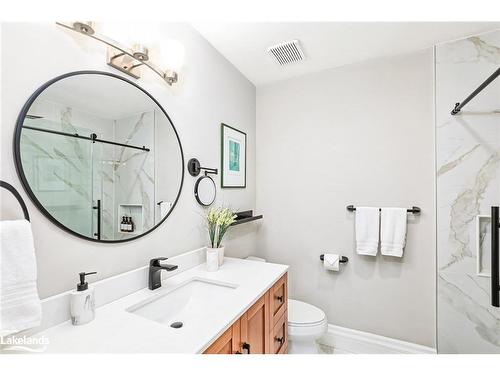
(1, 23), (257, 298)
(255, 49), (436, 347)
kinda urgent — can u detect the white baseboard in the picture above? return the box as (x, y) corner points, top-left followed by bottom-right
(318, 324), (436, 354)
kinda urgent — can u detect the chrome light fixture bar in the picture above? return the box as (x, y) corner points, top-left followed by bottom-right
(56, 22), (178, 85)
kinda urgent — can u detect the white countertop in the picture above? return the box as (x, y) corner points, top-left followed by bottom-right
(33, 258), (288, 353)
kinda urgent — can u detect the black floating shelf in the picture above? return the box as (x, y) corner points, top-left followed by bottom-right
(231, 210), (263, 226)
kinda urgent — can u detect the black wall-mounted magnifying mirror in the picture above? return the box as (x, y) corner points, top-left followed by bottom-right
(188, 158), (217, 177)
(194, 175), (216, 206)
(188, 158), (217, 206)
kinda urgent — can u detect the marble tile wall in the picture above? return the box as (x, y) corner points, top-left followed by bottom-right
(113, 111), (155, 240)
(22, 99), (157, 241)
(436, 29), (500, 353)
(21, 99), (115, 239)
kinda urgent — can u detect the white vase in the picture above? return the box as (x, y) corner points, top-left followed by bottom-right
(206, 248), (219, 272)
(207, 246), (225, 266)
(217, 246), (225, 266)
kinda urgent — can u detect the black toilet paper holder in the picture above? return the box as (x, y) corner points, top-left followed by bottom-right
(320, 254), (349, 263)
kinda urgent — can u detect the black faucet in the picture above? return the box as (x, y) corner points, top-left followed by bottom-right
(148, 257), (178, 290)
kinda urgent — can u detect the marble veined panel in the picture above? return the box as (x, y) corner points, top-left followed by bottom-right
(436, 29), (500, 353)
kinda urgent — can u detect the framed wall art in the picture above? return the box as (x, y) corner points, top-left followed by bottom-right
(221, 123), (246, 188)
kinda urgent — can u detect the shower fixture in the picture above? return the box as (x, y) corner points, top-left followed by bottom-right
(56, 22), (182, 85)
(451, 67), (500, 115)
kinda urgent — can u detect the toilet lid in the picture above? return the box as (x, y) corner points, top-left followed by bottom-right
(288, 299), (326, 326)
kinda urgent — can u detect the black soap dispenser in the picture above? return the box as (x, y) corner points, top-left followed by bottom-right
(70, 271), (97, 325)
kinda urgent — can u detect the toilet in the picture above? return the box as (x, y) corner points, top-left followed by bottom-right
(287, 299), (328, 353)
(245, 257), (328, 354)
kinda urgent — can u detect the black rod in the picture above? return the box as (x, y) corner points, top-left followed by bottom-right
(346, 205), (421, 214)
(201, 167), (218, 175)
(492, 206), (499, 308)
(22, 125), (150, 152)
(451, 67), (500, 115)
(93, 199), (101, 241)
(320, 254), (348, 263)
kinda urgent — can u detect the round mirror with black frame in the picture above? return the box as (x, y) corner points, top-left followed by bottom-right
(194, 175), (216, 206)
(13, 71), (184, 243)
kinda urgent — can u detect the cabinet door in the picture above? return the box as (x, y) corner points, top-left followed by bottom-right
(204, 319), (241, 354)
(240, 293), (270, 354)
(271, 309), (288, 354)
(269, 273), (288, 329)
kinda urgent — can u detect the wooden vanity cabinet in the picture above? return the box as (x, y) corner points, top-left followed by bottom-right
(240, 293), (270, 353)
(203, 272), (288, 355)
(204, 320), (241, 354)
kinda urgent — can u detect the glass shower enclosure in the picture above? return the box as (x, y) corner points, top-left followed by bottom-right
(21, 118), (96, 238)
(20, 110), (156, 241)
(435, 29), (500, 353)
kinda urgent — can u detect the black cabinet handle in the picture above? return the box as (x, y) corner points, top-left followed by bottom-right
(492, 206), (500, 307)
(276, 295), (283, 303)
(275, 337), (284, 344)
(242, 342), (250, 354)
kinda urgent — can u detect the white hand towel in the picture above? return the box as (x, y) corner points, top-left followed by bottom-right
(355, 207), (380, 256)
(323, 254), (340, 271)
(380, 208), (407, 257)
(0, 220), (41, 336)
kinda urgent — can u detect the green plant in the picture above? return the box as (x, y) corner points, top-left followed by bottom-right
(207, 207), (237, 248)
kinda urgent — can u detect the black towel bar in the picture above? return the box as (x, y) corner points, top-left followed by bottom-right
(346, 205), (421, 214)
(0, 180), (30, 221)
(320, 254), (349, 263)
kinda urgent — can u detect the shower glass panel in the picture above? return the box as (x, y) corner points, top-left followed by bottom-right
(20, 116), (157, 242)
(436, 30), (500, 353)
(20, 118), (94, 238)
(91, 113), (156, 242)
(91, 139), (104, 240)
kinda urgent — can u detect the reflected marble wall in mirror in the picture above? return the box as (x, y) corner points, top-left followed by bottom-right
(14, 71), (184, 242)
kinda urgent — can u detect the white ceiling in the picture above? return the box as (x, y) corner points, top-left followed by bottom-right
(193, 22), (500, 86)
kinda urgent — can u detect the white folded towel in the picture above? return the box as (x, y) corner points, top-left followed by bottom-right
(0, 220), (41, 336)
(323, 254), (340, 271)
(355, 207), (380, 256)
(380, 208), (407, 257)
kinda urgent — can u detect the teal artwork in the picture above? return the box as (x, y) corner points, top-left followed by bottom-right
(229, 139), (240, 172)
(221, 123), (246, 188)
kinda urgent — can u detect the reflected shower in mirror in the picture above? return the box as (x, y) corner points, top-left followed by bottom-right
(14, 71), (184, 242)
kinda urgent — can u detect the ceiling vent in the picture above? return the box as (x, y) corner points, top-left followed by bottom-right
(267, 40), (305, 66)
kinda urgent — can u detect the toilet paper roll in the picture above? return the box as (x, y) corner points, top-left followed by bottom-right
(323, 253), (340, 271)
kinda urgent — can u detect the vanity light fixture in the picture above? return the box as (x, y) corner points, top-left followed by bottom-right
(72, 21), (95, 35)
(56, 21), (181, 85)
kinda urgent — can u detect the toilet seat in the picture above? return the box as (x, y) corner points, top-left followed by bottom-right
(287, 299), (327, 347)
(288, 299), (326, 327)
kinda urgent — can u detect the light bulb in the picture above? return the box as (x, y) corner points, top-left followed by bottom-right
(98, 22), (134, 46)
(98, 22), (158, 49)
(160, 39), (185, 71)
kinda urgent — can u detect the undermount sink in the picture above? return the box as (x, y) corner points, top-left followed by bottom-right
(127, 278), (238, 329)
